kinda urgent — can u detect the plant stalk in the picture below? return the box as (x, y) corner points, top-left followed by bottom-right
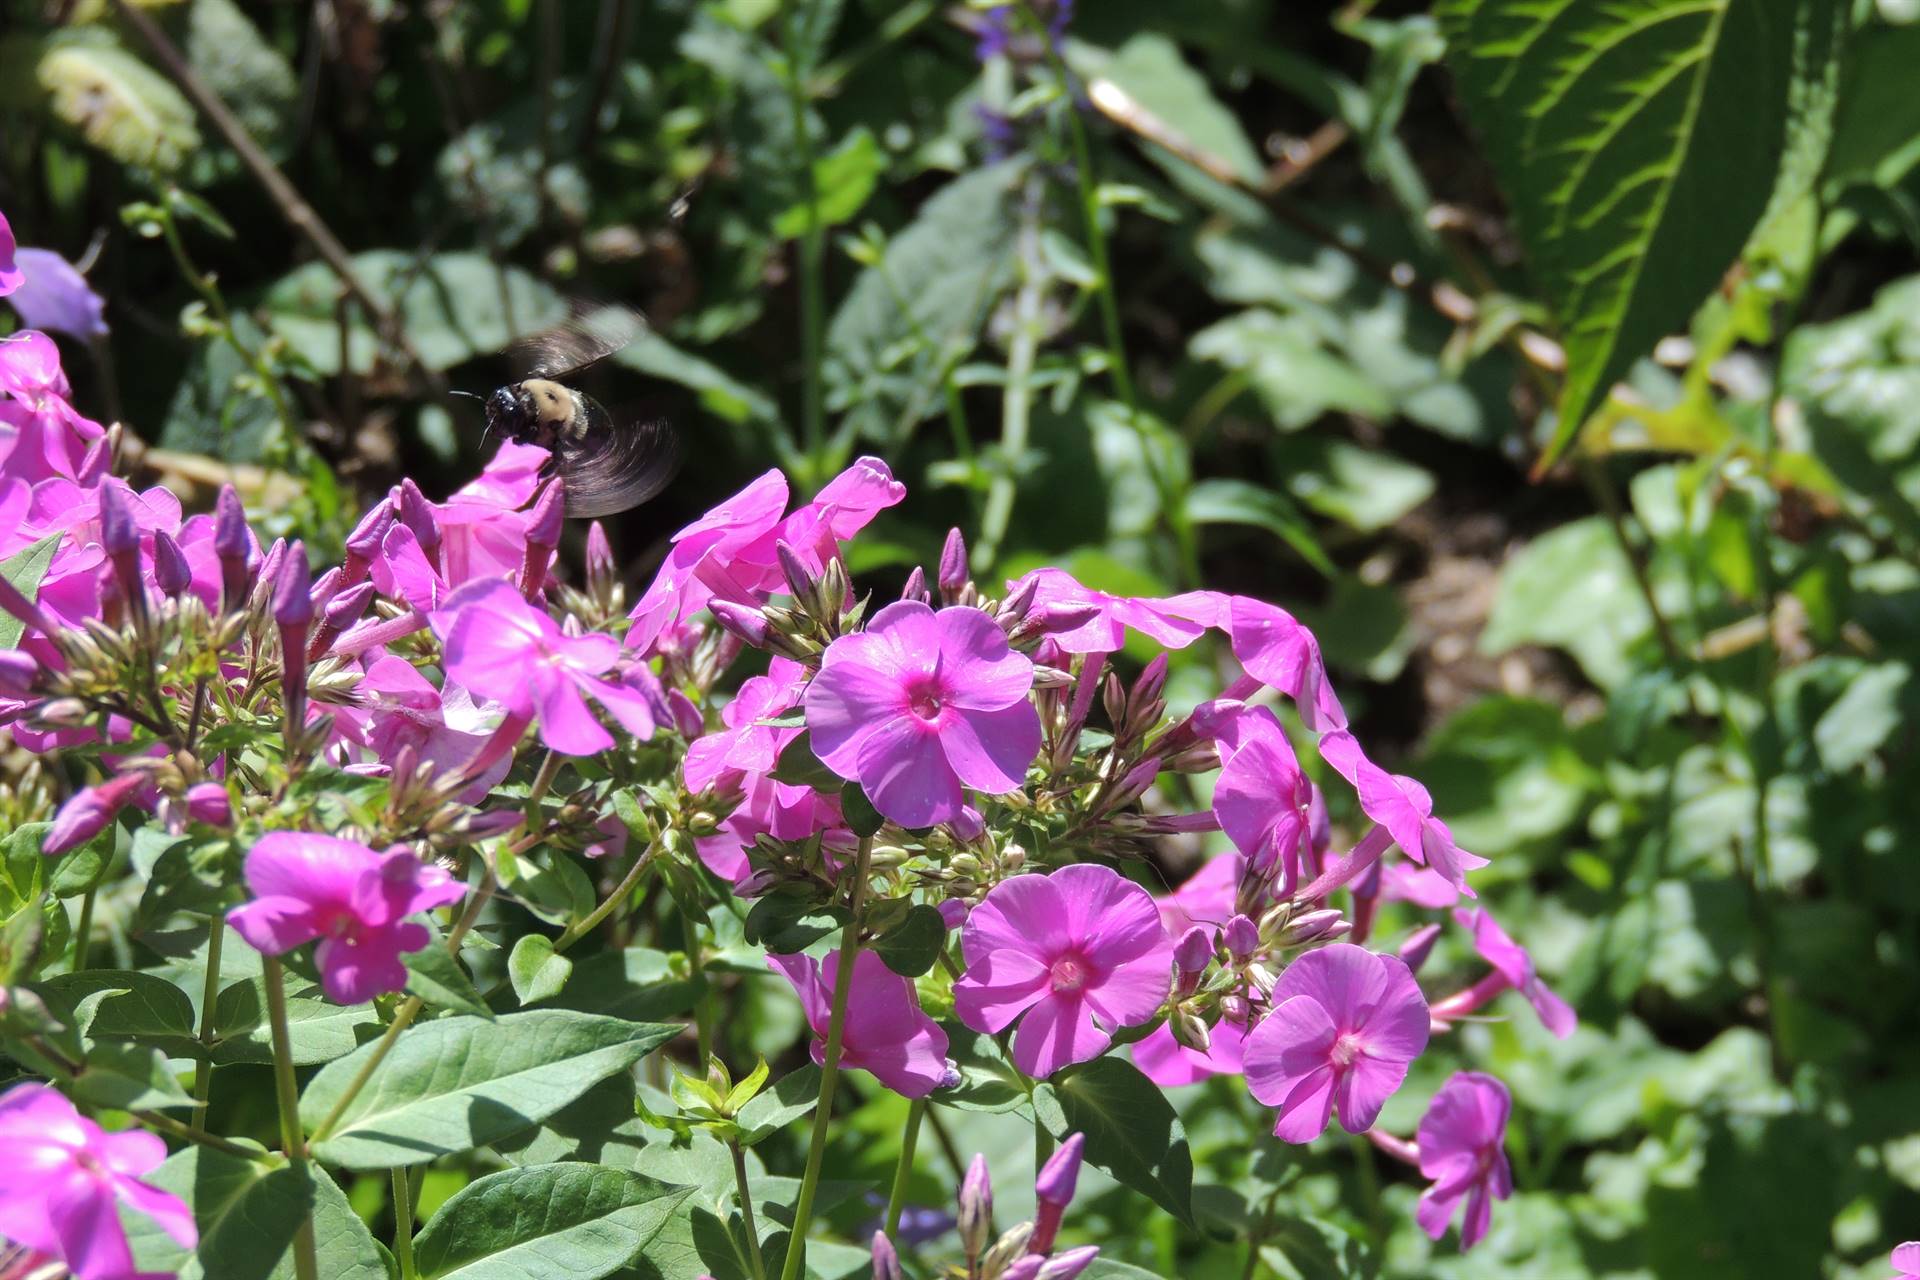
(71, 886), (96, 973)
(190, 921), (225, 1130)
(555, 835), (659, 953)
(392, 1166), (418, 1280)
(884, 1097), (927, 1236)
(730, 1138), (768, 1280)
(264, 957), (320, 1280)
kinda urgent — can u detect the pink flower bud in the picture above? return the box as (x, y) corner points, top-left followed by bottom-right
(214, 485), (251, 559)
(1032, 600), (1103, 637)
(98, 483), (139, 556)
(0, 650), (39, 697)
(323, 581), (376, 631)
(76, 436), (110, 485)
(184, 782), (232, 828)
(526, 480), (566, 549)
(1223, 913), (1259, 960)
(900, 565), (929, 604)
(938, 527), (968, 597)
(958, 1153), (993, 1259)
(709, 599), (770, 649)
(273, 542), (314, 626)
(1000, 573), (1040, 625)
(1397, 922), (1442, 973)
(1283, 908), (1349, 946)
(1174, 925), (1213, 975)
(344, 498), (395, 563)
(585, 521), (614, 584)
(253, 539), (287, 606)
(1037, 1246), (1100, 1280)
(1035, 1132), (1084, 1210)
(0, 574), (55, 637)
(869, 1231), (903, 1280)
(938, 899), (971, 930)
(396, 478), (441, 550)
(667, 689), (704, 741)
(774, 539), (813, 601)
(152, 530), (192, 598)
(1000, 1257), (1045, 1280)
(44, 772), (144, 856)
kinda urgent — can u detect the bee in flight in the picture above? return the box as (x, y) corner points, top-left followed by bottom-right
(472, 310), (683, 519)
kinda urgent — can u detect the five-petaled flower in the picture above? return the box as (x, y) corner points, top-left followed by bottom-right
(953, 864), (1173, 1078)
(1415, 1072), (1514, 1250)
(1243, 943), (1430, 1143)
(0, 1081), (197, 1280)
(804, 600), (1040, 828)
(227, 832), (465, 1004)
(769, 948), (951, 1097)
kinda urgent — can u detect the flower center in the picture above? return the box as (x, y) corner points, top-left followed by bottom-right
(905, 675), (945, 722)
(1049, 954), (1090, 994)
(1329, 1032), (1364, 1070)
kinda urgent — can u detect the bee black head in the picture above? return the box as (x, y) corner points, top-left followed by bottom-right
(483, 385), (536, 444)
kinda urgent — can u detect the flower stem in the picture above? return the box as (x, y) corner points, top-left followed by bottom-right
(777, 835), (873, 1280)
(190, 921), (225, 1131)
(688, 919), (714, 1063)
(554, 835), (659, 953)
(71, 886), (96, 972)
(730, 1137), (768, 1280)
(264, 956), (320, 1280)
(392, 1166), (418, 1280)
(884, 1097), (927, 1236)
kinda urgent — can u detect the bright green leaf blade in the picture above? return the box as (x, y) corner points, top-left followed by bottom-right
(1184, 478), (1334, 576)
(37, 31), (200, 172)
(303, 1010), (679, 1168)
(507, 934), (573, 1005)
(210, 977), (381, 1066)
(36, 969), (199, 1057)
(1437, 0), (1842, 467)
(0, 533), (61, 649)
(412, 1163), (693, 1280)
(1033, 1057), (1194, 1224)
(736, 1064), (822, 1145)
(403, 921), (495, 1019)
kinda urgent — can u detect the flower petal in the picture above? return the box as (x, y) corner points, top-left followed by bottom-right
(941, 702), (1040, 795)
(853, 715), (961, 828)
(951, 948), (1051, 1035)
(935, 607), (1034, 710)
(1011, 993), (1110, 1078)
(1243, 993), (1338, 1108)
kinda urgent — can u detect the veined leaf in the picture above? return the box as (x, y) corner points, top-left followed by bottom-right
(0, 534), (61, 649)
(1437, 0), (1844, 468)
(413, 1164), (691, 1280)
(37, 31), (200, 173)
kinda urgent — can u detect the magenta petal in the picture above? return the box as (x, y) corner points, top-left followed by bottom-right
(47, 1164), (139, 1280)
(851, 1020), (952, 1098)
(1011, 993), (1110, 1078)
(804, 648), (905, 771)
(227, 896), (320, 955)
(936, 607), (1034, 710)
(1082, 955), (1170, 1029)
(1272, 1065), (1337, 1144)
(533, 668), (615, 755)
(1243, 994), (1338, 1107)
(961, 873), (1070, 965)
(942, 702), (1040, 795)
(1332, 1053), (1409, 1133)
(1416, 1183), (1463, 1241)
(768, 952), (831, 1033)
(243, 833), (371, 905)
(951, 949), (1051, 1034)
(315, 928), (411, 1005)
(854, 715), (961, 828)
(113, 1172), (197, 1248)
(1053, 864), (1170, 967)
(583, 673), (659, 739)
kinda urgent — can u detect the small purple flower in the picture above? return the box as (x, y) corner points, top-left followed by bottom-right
(43, 772), (144, 857)
(0, 211), (20, 295)
(952, 864), (1173, 1078)
(8, 248), (108, 341)
(1456, 907), (1576, 1039)
(769, 948), (950, 1098)
(1414, 1072), (1513, 1250)
(1243, 944), (1429, 1143)
(804, 601), (1040, 828)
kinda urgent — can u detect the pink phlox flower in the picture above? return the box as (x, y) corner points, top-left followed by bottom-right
(227, 832), (465, 1004)
(0, 211), (19, 295)
(696, 773), (844, 888)
(682, 657), (809, 794)
(627, 468), (791, 655)
(753, 455), (906, 579)
(1455, 907), (1575, 1039)
(370, 522), (449, 611)
(432, 447), (549, 586)
(0, 1082), (197, 1280)
(1157, 853), (1237, 936)
(1382, 861), (1460, 909)
(432, 577), (656, 755)
(1003, 569), (1216, 655)
(1243, 943), (1430, 1143)
(1893, 1243), (1920, 1280)
(952, 864), (1174, 1078)
(1132, 1013), (1249, 1087)
(1225, 596), (1345, 732)
(768, 947), (951, 1097)
(0, 333), (101, 483)
(324, 656), (504, 798)
(1318, 729), (1487, 896)
(1414, 1071), (1513, 1250)
(10, 247), (109, 341)
(445, 440), (549, 510)
(804, 600), (1039, 828)
(1208, 704), (1312, 897)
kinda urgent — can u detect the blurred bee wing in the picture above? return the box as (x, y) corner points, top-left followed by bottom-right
(556, 410), (683, 518)
(513, 306), (647, 382)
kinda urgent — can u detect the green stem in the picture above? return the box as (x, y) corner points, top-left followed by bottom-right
(72, 886), (96, 972)
(688, 919), (714, 1063)
(784, 0), (827, 474)
(776, 835), (873, 1280)
(392, 1166), (418, 1280)
(884, 1098), (927, 1237)
(137, 1106), (272, 1161)
(554, 836), (659, 953)
(730, 1138), (768, 1280)
(264, 957), (320, 1280)
(190, 920), (225, 1130)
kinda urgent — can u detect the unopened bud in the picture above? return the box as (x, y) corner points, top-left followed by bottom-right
(1035, 1132), (1084, 1209)
(667, 689), (703, 740)
(215, 486), (253, 610)
(1171, 1007), (1212, 1053)
(44, 772), (145, 856)
(1023, 600), (1101, 642)
(0, 650), (40, 698)
(958, 1153), (993, 1261)
(1398, 923), (1442, 973)
(585, 521), (615, 590)
(273, 542), (314, 627)
(98, 483), (140, 556)
(1108, 757), (1161, 811)
(184, 781), (232, 828)
(870, 1230), (903, 1280)
(1132, 652), (1169, 708)
(1174, 925), (1213, 976)
(0, 574), (55, 638)
(76, 436), (110, 485)
(1224, 913), (1259, 960)
(396, 478), (441, 551)
(1220, 993), (1251, 1025)
(324, 581), (376, 631)
(32, 697), (89, 727)
(980, 1223), (1035, 1279)
(527, 479), (566, 549)
(152, 530), (192, 598)
(1101, 670), (1126, 729)
(999, 1258), (1044, 1280)
(344, 498), (394, 568)
(998, 573), (1039, 625)
(939, 528), (968, 598)
(900, 565), (929, 604)
(709, 599), (770, 649)
(1284, 908), (1349, 946)
(775, 540), (814, 603)
(1038, 1246), (1101, 1280)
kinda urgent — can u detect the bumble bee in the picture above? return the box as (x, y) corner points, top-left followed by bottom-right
(476, 310), (683, 519)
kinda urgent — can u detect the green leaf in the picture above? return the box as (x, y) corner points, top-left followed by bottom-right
(1812, 660), (1910, 772)
(0, 824), (67, 973)
(773, 127), (884, 238)
(37, 31), (200, 172)
(412, 1163), (693, 1280)
(508, 934), (574, 1005)
(735, 1064), (821, 1145)
(0, 533), (61, 649)
(1268, 435), (1435, 533)
(940, 1028), (1030, 1114)
(124, 1149), (387, 1280)
(869, 904), (946, 978)
(1074, 33), (1265, 187)
(838, 780), (884, 839)
(403, 922), (495, 1019)
(1033, 1057), (1194, 1224)
(71, 1039), (196, 1111)
(36, 970), (198, 1057)
(1184, 478), (1333, 576)
(743, 895), (847, 954)
(303, 1010), (678, 1168)
(540, 946), (703, 1022)
(183, 0), (297, 166)
(47, 823), (114, 898)
(1437, 0), (1844, 465)
(770, 730), (843, 791)
(210, 978), (381, 1066)
(1480, 516), (1654, 688)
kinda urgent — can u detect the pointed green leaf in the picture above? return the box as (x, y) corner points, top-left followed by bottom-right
(413, 1163), (693, 1280)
